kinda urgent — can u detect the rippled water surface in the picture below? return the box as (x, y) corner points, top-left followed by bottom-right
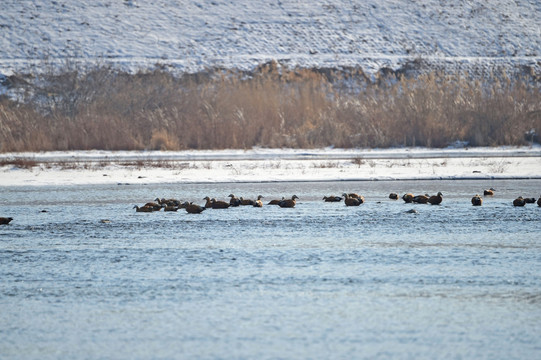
(1, 180), (541, 359)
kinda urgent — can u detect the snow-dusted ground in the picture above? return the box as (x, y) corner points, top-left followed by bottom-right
(1, 0), (540, 77)
(1, 147), (540, 186)
(1, 2), (540, 185)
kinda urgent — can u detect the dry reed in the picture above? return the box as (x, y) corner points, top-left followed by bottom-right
(0, 62), (539, 152)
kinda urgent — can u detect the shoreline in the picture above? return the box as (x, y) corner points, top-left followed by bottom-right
(1, 146), (540, 162)
(1, 147), (540, 187)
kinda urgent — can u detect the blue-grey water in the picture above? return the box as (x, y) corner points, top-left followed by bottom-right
(1, 180), (540, 359)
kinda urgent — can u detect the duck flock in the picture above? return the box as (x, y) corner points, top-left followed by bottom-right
(133, 194), (298, 213)
(0, 189), (539, 225)
(130, 188), (541, 215)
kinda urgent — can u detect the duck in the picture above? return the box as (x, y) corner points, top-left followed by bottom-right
(524, 197), (536, 204)
(253, 195), (264, 207)
(412, 194), (429, 204)
(0, 217), (13, 225)
(428, 192), (443, 205)
(144, 202), (162, 211)
(203, 196), (213, 208)
(178, 201), (188, 209)
(211, 198), (231, 209)
(342, 193), (361, 206)
(239, 197), (255, 206)
(538, 197), (541, 207)
(183, 202), (206, 214)
(344, 192), (365, 203)
(323, 195), (342, 202)
(279, 195), (299, 208)
(155, 198), (181, 207)
(484, 188), (496, 196)
(389, 193), (399, 200)
(268, 197), (285, 205)
(471, 194), (483, 206)
(133, 205), (154, 212)
(162, 204), (179, 211)
(402, 193), (414, 203)
(228, 194), (241, 207)
(513, 196), (526, 207)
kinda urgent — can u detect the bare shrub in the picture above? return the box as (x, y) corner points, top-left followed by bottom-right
(352, 157), (365, 167)
(268, 161), (282, 169)
(312, 161), (340, 168)
(55, 160), (79, 170)
(488, 159), (510, 173)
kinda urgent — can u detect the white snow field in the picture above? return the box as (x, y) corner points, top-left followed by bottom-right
(0, 0), (540, 77)
(1, 147), (540, 186)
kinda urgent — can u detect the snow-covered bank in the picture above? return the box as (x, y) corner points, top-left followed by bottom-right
(2, 146), (541, 162)
(1, 147), (539, 186)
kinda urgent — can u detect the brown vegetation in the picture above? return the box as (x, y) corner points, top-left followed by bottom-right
(0, 62), (539, 152)
(0, 157), (38, 168)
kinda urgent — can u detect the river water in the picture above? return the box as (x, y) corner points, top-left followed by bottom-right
(1, 179), (540, 359)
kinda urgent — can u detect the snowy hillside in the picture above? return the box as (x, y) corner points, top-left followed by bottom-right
(1, 0), (540, 77)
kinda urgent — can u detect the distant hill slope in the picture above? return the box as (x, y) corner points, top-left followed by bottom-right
(0, 0), (540, 76)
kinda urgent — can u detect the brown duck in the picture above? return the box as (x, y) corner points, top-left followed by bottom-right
(203, 196), (213, 208)
(144, 202), (162, 211)
(228, 194), (241, 207)
(484, 188), (496, 196)
(0, 217), (13, 225)
(240, 197), (255, 206)
(471, 194), (483, 206)
(389, 193), (399, 200)
(183, 202), (206, 214)
(279, 195), (299, 208)
(268, 197), (285, 205)
(323, 195), (342, 202)
(133, 205), (154, 212)
(412, 194), (429, 204)
(513, 197), (526, 207)
(162, 204), (179, 211)
(253, 195), (264, 208)
(211, 198), (231, 209)
(402, 193), (414, 203)
(342, 193), (362, 206)
(155, 198), (181, 207)
(428, 192), (443, 205)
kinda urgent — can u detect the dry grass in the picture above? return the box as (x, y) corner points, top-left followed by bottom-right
(0, 158), (194, 171)
(0, 62), (539, 152)
(352, 157), (365, 168)
(0, 157), (38, 169)
(311, 161), (341, 168)
(488, 159), (511, 173)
